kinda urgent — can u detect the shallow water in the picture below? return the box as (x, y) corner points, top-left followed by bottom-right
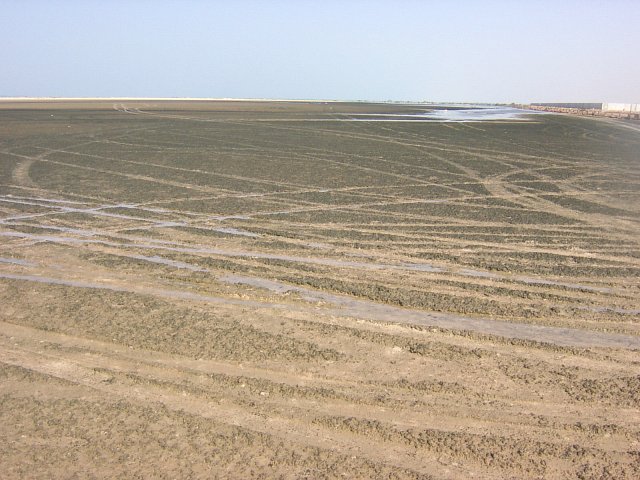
(219, 274), (640, 349)
(0, 268), (636, 348)
(403, 263), (445, 273)
(0, 229), (619, 295)
(0, 257), (35, 267)
(0, 271), (636, 348)
(126, 254), (208, 272)
(149, 221), (187, 228)
(212, 227), (261, 238)
(209, 215), (251, 221)
(420, 106), (543, 122)
(347, 107), (547, 122)
(0, 230), (439, 272)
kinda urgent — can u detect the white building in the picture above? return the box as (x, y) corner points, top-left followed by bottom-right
(602, 103), (640, 113)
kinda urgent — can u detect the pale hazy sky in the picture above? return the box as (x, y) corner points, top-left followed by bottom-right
(1, 0), (638, 102)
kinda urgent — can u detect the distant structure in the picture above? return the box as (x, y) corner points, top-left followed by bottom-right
(602, 103), (640, 114)
(525, 102), (639, 120)
(531, 103), (602, 110)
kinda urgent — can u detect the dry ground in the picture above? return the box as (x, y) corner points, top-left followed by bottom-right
(0, 101), (639, 479)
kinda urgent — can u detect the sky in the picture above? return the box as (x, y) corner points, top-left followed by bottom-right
(1, 0), (639, 103)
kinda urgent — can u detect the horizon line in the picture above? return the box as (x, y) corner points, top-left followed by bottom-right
(2, 97), (631, 104)
(0, 96), (516, 105)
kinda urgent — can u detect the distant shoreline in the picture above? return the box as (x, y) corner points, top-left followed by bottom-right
(0, 97), (504, 106)
(0, 97), (345, 102)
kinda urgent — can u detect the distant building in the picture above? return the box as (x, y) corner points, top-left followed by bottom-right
(531, 103), (602, 109)
(526, 102), (639, 120)
(602, 103), (640, 113)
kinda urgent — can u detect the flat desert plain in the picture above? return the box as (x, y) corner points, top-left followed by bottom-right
(0, 100), (639, 479)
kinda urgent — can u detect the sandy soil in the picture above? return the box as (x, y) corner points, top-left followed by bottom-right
(0, 102), (639, 479)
